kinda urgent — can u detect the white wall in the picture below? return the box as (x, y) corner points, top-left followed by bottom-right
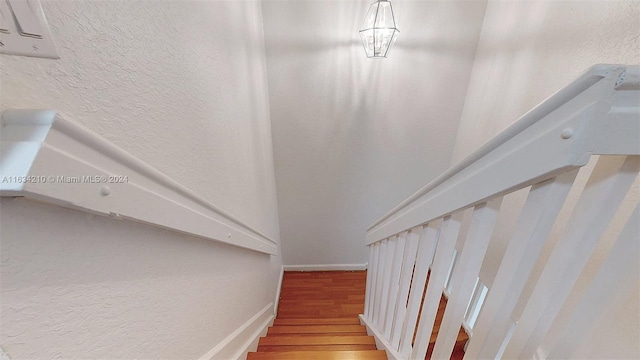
(452, 0), (640, 162)
(262, 0), (487, 266)
(451, 1), (640, 358)
(0, 1), (282, 358)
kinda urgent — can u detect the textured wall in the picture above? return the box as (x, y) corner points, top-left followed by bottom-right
(452, 0), (640, 162)
(451, 1), (640, 358)
(0, 199), (280, 359)
(0, 0), (279, 238)
(262, 0), (487, 265)
(0, 1), (282, 358)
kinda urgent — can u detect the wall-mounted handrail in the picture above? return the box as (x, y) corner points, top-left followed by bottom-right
(0, 110), (278, 255)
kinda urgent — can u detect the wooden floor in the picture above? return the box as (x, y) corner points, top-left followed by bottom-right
(248, 271), (384, 359)
(247, 271), (467, 359)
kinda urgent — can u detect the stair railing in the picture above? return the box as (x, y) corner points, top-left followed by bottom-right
(360, 64), (640, 360)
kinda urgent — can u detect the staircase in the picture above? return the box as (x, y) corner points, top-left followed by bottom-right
(417, 273), (468, 359)
(248, 271), (386, 359)
(360, 66), (640, 359)
(421, 295), (467, 360)
(248, 270), (467, 359)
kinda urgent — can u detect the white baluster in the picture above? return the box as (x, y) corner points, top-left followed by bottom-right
(390, 227), (421, 351)
(399, 221), (440, 358)
(545, 205), (639, 358)
(503, 155), (640, 359)
(431, 198), (503, 359)
(411, 213), (464, 359)
(364, 244), (375, 319)
(373, 239), (389, 327)
(384, 231), (408, 339)
(378, 236), (398, 330)
(367, 241), (381, 322)
(464, 170), (578, 359)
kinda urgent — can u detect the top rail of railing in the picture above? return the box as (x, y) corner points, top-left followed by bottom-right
(366, 64), (639, 245)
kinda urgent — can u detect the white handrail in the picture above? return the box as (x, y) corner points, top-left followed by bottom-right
(368, 64), (636, 231)
(366, 64), (638, 245)
(361, 64), (640, 360)
(0, 110), (278, 255)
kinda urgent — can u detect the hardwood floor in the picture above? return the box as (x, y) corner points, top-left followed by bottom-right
(276, 271), (367, 319)
(247, 270), (468, 359)
(248, 271), (384, 359)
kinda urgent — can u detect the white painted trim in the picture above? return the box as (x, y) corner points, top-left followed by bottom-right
(0, 110), (277, 255)
(273, 266), (284, 317)
(199, 303), (274, 360)
(369, 64), (629, 232)
(0, 347), (11, 360)
(367, 64), (639, 244)
(283, 263), (367, 271)
(360, 314), (401, 360)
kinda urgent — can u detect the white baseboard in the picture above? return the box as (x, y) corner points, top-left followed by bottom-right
(274, 266), (284, 317)
(359, 314), (401, 360)
(199, 303), (274, 360)
(283, 263), (367, 271)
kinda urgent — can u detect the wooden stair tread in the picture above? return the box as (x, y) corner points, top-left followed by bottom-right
(428, 326), (469, 344)
(268, 325), (366, 334)
(252, 270), (468, 359)
(259, 335), (376, 346)
(274, 318), (361, 325)
(267, 333), (369, 337)
(257, 344), (377, 352)
(247, 350), (387, 359)
(266, 333), (368, 337)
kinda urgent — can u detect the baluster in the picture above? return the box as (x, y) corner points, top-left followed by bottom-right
(398, 221), (440, 358)
(411, 213), (464, 359)
(464, 170), (578, 359)
(545, 205), (639, 358)
(430, 197), (503, 359)
(383, 231), (408, 339)
(503, 155), (639, 359)
(364, 244), (375, 319)
(367, 241), (381, 322)
(390, 227), (421, 350)
(373, 239), (389, 327)
(378, 236), (398, 330)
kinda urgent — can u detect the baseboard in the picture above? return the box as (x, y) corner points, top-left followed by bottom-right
(283, 263), (367, 271)
(359, 314), (401, 360)
(274, 266), (284, 317)
(199, 303), (274, 360)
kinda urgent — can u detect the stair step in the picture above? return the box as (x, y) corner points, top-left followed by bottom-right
(277, 304), (364, 318)
(247, 350), (387, 360)
(259, 335), (376, 346)
(274, 318), (361, 326)
(429, 327), (469, 344)
(268, 325), (366, 334)
(257, 344), (377, 352)
(267, 332), (368, 337)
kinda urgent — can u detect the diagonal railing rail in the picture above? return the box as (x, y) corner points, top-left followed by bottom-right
(360, 64), (640, 360)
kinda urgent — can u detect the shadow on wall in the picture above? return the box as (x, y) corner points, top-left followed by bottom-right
(0, 198), (270, 288)
(0, 198), (275, 359)
(263, 0), (489, 126)
(262, 0), (487, 264)
(451, 0), (640, 164)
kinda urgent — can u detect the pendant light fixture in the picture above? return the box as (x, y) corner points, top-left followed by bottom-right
(359, 0), (399, 58)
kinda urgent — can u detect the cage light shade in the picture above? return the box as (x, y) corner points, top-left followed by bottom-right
(359, 0), (399, 58)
